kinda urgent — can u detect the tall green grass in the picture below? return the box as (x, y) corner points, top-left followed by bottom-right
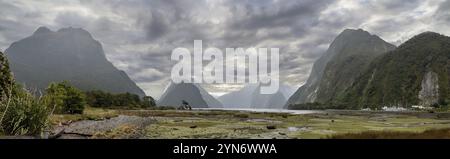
(0, 85), (50, 136)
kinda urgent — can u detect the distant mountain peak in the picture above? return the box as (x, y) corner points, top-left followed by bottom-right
(57, 27), (86, 32)
(57, 27), (93, 38)
(417, 31), (441, 36)
(339, 28), (380, 40)
(411, 31), (443, 40)
(157, 82), (220, 108)
(400, 31), (448, 48)
(33, 26), (52, 35)
(342, 28), (368, 34)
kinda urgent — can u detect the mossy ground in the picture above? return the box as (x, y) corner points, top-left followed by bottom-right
(49, 108), (450, 139)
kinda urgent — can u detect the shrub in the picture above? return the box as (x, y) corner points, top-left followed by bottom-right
(43, 81), (86, 114)
(0, 84), (49, 135)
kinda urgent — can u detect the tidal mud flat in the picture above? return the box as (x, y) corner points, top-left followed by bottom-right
(41, 108), (450, 139)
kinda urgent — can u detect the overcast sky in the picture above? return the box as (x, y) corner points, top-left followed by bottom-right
(1, 0), (449, 98)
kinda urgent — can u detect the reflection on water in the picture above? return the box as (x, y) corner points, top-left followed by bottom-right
(194, 108), (323, 115)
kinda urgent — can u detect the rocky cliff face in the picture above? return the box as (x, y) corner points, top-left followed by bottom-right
(419, 71), (440, 106)
(5, 27), (145, 96)
(286, 29), (396, 108)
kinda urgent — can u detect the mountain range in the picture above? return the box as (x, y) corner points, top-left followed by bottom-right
(286, 29), (396, 108)
(339, 32), (450, 109)
(287, 29), (449, 109)
(4, 26), (448, 110)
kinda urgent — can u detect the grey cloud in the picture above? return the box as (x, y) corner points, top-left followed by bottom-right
(54, 12), (91, 28)
(0, 0), (449, 95)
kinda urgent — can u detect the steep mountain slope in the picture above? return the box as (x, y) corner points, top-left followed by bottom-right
(5, 27), (145, 96)
(279, 84), (297, 100)
(340, 32), (450, 109)
(286, 29), (396, 108)
(194, 84), (223, 108)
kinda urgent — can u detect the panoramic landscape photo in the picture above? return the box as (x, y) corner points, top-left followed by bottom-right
(0, 0), (449, 139)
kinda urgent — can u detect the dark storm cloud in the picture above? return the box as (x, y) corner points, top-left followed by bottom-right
(229, 0), (331, 30)
(0, 0), (448, 97)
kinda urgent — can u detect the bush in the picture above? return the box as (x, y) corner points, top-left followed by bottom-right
(43, 81), (86, 114)
(0, 84), (49, 135)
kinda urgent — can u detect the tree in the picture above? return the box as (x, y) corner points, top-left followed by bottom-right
(85, 90), (113, 107)
(142, 96), (156, 108)
(0, 51), (14, 100)
(43, 81), (86, 114)
(43, 83), (66, 113)
(85, 90), (156, 108)
(63, 84), (86, 114)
